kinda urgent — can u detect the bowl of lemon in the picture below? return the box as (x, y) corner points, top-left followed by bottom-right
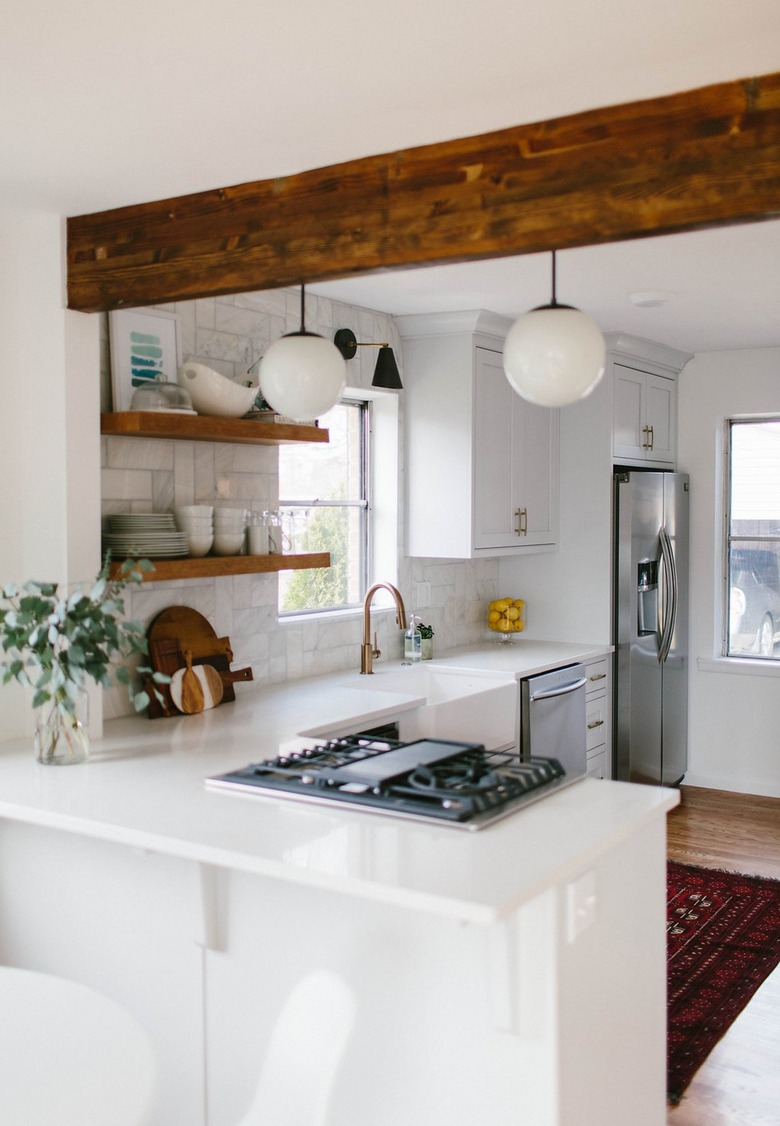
(487, 597), (525, 643)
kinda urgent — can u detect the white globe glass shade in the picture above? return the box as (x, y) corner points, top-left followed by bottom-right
(503, 306), (606, 408)
(259, 333), (347, 421)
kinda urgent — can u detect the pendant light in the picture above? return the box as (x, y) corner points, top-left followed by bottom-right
(503, 251), (605, 408)
(259, 285), (346, 421)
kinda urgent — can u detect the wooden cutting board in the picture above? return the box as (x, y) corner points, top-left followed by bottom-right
(144, 607), (253, 718)
(170, 651), (224, 713)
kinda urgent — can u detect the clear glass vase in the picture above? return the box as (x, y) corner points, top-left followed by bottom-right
(34, 694), (89, 765)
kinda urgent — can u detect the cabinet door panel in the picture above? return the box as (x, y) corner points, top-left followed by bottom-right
(612, 364), (645, 460)
(520, 400), (557, 545)
(474, 348), (556, 550)
(613, 362), (676, 467)
(644, 374), (676, 464)
(474, 349), (522, 549)
(403, 321), (558, 558)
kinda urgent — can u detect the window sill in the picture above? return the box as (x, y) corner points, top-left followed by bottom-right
(279, 605), (400, 626)
(698, 656), (780, 677)
(279, 606), (362, 625)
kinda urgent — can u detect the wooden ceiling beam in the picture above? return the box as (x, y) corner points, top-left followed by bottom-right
(67, 72), (780, 312)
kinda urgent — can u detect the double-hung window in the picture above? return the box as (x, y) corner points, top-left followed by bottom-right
(725, 418), (780, 659)
(278, 398), (370, 615)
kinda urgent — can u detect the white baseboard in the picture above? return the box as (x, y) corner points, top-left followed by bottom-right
(683, 771), (780, 800)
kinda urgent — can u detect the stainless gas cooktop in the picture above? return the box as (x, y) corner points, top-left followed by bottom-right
(206, 733), (585, 830)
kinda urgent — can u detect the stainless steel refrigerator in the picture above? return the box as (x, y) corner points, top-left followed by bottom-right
(613, 470), (689, 785)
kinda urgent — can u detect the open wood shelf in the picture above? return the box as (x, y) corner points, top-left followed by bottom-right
(108, 552), (331, 583)
(100, 412), (329, 445)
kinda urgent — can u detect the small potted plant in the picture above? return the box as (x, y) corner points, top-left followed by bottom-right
(419, 622), (434, 661)
(0, 557), (160, 765)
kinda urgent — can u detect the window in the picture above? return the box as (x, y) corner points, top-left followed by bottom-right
(278, 398), (370, 615)
(725, 419), (780, 658)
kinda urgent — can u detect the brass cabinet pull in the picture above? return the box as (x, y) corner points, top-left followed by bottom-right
(514, 507), (528, 536)
(587, 719), (605, 730)
(589, 672), (606, 682)
(642, 424), (654, 450)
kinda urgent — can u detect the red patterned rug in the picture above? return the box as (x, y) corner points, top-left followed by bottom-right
(667, 860), (780, 1105)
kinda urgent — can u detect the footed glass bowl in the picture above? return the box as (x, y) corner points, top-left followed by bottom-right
(487, 597), (525, 643)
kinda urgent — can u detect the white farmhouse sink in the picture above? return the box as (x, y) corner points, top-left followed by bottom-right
(360, 664), (506, 702)
(306, 665), (518, 751)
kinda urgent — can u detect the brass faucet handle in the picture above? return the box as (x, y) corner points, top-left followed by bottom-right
(372, 632), (381, 659)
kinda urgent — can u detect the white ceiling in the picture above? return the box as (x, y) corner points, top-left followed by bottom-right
(2, 0), (778, 351)
(309, 222), (780, 354)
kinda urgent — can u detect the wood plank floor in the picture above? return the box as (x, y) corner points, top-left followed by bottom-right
(666, 785), (780, 1125)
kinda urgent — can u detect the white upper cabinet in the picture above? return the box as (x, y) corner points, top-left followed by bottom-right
(474, 348), (557, 550)
(398, 311), (559, 559)
(608, 333), (691, 468)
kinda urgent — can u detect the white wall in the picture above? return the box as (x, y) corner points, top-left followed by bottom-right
(0, 209), (101, 739)
(678, 346), (780, 797)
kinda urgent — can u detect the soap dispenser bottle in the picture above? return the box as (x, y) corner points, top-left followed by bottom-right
(403, 614), (422, 664)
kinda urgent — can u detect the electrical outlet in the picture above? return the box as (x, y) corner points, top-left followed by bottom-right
(416, 581), (431, 608)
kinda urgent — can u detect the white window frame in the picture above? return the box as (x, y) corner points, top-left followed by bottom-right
(278, 386), (399, 620)
(722, 416), (780, 660)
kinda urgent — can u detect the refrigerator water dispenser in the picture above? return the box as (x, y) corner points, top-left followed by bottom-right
(637, 560), (658, 636)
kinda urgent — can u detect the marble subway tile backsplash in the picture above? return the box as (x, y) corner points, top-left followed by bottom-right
(100, 286), (498, 718)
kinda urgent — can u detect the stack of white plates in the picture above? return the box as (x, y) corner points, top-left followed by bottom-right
(103, 513), (189, 558)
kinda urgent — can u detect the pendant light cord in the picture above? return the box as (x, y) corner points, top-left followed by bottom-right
(300, 283), (306, 332)
(550, 250), (558, 307)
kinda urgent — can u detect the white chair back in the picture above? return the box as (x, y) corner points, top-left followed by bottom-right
(0, 966), (156, 1126)
(236, 969), (357, 1126)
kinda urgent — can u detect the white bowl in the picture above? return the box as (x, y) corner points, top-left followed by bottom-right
(177, 362), (258, 418)
(214, 519), (248, 532)
(214, 510), (248, 530)
(186, 535), (214, 557)
(175, 505), (213, 520)
(213, 532), (245, 556)
(177, 520), (214, 536)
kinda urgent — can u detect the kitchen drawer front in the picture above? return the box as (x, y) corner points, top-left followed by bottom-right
(586, 693), (608, 752)
(585, 658), (609, 695)
(584, 656), (612, 778)
(586, 748), (607, 780)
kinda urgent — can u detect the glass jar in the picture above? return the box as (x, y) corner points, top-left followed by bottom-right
(247, 513), (269, 555)
(34, 691), (89, 765)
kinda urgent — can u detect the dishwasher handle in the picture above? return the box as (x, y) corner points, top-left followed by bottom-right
(529, 676), (587, 701)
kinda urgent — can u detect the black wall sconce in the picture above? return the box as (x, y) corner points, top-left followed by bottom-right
(333, 328), (403, 389)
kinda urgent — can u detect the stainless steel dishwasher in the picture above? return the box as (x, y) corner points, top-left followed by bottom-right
(520, 664), (587, 775)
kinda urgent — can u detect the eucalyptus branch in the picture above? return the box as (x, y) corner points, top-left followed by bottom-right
(0, 555), (162, 715)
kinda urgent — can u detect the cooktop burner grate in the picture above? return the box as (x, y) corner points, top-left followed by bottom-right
(206, 734), (584, 830)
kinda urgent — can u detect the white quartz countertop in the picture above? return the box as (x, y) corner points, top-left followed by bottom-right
(428, 639), (613, 679)
(0, 639), (675, 924)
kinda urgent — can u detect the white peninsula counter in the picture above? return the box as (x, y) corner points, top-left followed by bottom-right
(0, 642), (676, 1126)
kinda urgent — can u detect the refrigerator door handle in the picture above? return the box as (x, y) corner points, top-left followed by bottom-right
(658, 526), (678, 664)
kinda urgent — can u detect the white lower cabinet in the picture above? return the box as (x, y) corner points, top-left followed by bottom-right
(398, 311), (559, 559)
(585, 656), (612, 779)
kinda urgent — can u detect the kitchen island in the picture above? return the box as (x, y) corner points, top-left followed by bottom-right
(0, 642), (676, 1125)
